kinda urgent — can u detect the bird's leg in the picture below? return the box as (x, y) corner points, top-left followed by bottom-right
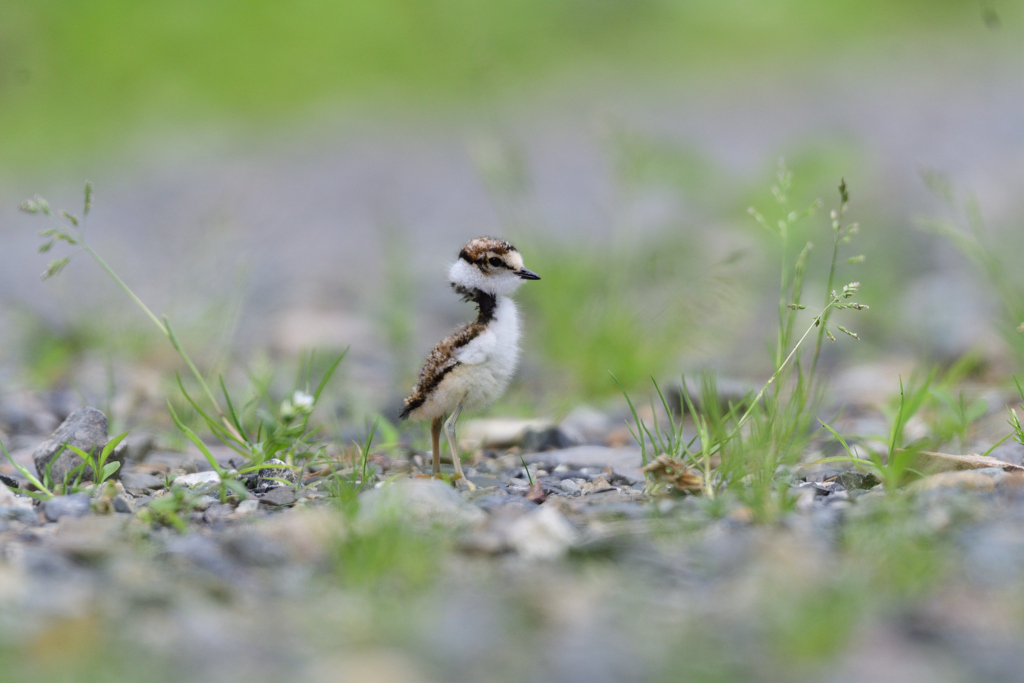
(443, 401), (474, 488)
(430, 416), (443, 477)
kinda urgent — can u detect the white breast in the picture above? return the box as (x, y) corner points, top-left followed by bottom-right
(454, 296), (521, 408)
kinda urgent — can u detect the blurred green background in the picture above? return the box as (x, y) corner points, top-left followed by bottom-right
(2, 0), (1024, 418)
(1, 0), (1011, 168)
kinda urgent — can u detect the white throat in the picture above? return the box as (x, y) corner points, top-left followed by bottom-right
(448, 259), (524, 296)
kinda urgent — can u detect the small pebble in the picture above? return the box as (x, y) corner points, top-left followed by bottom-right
(234, 499), (260, 517)
(43, 493), (91, 522)
(173, 471), (221, 488)
(560, 479), (581, 496)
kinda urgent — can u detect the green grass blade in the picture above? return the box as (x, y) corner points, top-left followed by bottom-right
(0, 437), (53, 498)
(101, 461), (121, 481)
(888, 377), (906, 457)
(219, 375), (247, 437)
(612, 372), (648, 467)
(817, 419), (857, 459)
(176, 372), (248, 452)
(313, 349), (348, 401)
(167, 400), (224, 475)
(981, 429), (1015, 457)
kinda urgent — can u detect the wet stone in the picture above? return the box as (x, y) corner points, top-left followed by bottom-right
(255, 458), (298, 493)
(43, 493), (91, 522)
(560, 479), (581, 496)
(835, 470), (879, 490)
(0, 474), (22, 490)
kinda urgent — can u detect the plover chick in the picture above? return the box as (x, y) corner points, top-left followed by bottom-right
(400, 237), (540, 484)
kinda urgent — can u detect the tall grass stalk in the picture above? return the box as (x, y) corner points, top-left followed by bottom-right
(21, 184), (347, 495)
(24, 184), (241, 440)
(620, 166), (866, 515)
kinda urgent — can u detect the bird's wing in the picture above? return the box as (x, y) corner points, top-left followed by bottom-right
(456, 329), (495, 365)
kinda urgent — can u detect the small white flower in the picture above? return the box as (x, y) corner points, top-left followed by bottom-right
(292, 391), (315, 410)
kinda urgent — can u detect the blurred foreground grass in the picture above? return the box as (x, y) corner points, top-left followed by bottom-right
(0, 0), (1002, 170)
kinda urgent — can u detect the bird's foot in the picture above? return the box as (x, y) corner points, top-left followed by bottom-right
(454, 476), (477, 492)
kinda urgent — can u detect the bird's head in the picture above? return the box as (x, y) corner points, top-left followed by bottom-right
(449, 237), (540, 296)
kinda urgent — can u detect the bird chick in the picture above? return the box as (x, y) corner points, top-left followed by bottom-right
(400, 237), (540, 483)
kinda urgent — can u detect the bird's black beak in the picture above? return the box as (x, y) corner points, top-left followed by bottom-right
(518, 268), (541, 281)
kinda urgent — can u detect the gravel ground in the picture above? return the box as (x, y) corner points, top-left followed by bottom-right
(2, 381), (1024, 683)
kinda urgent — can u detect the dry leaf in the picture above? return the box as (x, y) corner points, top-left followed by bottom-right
(525, 482), (546, 503)
(640, 455), (703, 492)
(916, 451), (1024, 473)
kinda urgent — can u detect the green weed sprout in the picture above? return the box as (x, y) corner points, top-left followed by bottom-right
(61, 432), (128, 492)
(325, 418), (380, 514)
(138, 486), (196, 532)
(817, 376), (930, 493)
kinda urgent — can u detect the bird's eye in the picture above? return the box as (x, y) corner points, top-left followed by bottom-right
(488, 257), (503, 267)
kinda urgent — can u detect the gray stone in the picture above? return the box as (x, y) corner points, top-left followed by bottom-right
(506, 504), (579, 559)
(121, 472), (166, 495)
(260, 487), (297, 507)
(203, 503), (235, 524)
(0, 505), (39, 525)
(43, 493), (91, 522)
(233, 499), (260, 517)
(192, 495), (219, 511)
(112, 496), (133, 514)
(521, 425), (579, 452)
(559, 479), (582, 496)
(32, 407), (122, 485)
(221, 531), (288, 567)
(164, 533), (235, 576)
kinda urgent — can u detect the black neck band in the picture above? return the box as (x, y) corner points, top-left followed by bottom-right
(452, 284), (497, 325)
